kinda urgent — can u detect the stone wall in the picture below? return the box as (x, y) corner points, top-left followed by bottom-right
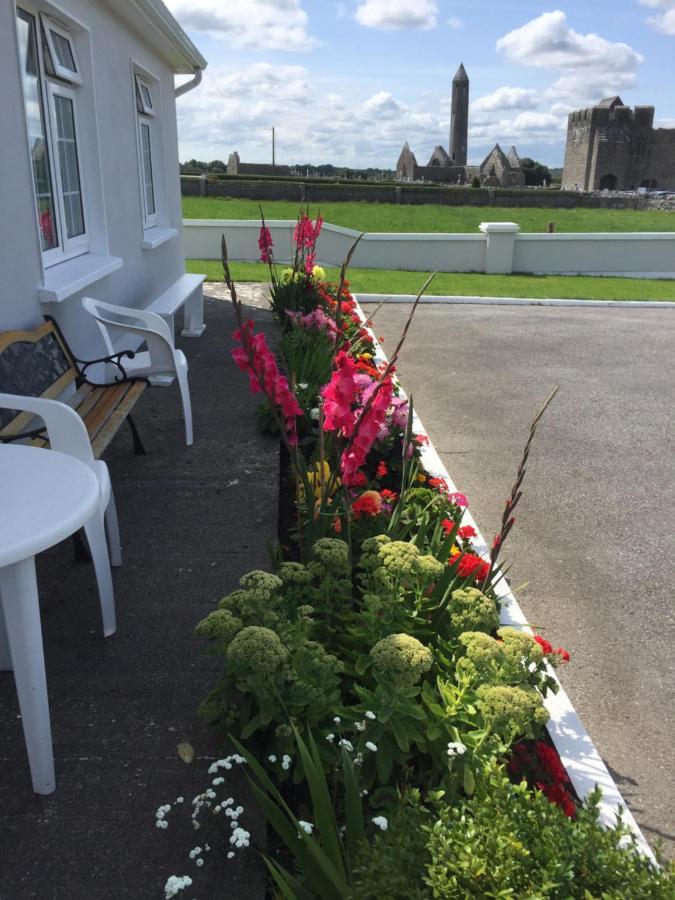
(181, 176), (675, 210)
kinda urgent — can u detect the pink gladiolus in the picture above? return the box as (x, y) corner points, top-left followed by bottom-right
(322, 351), (359, 437)
(258, 225), (274, 263)
(293, 214), (323, 251)
(340, 377), (394, 486)
(232, 320), (302, 445)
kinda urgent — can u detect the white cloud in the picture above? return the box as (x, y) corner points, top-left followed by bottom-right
(164, 0), (317, 51)
(176, 64), (445, 167)
(496, 11), (643, 108)
(448, 16), (464, 30)
(639, 0), (675, 34)
(472, 87), (539, 112)
(354, 0), (438, 31)
(469, 112), (566, 147)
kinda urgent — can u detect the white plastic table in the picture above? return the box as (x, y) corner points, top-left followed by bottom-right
(0, 444), (100, 794)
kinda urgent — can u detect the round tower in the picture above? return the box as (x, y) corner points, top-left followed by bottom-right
(449, 63), (469, 166)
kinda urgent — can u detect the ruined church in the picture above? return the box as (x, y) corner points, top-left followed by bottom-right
(395, 64), (525, 187)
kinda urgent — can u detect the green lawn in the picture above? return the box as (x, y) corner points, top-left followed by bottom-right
(182, 196), (675, 234)
(187, 259), (675, 301)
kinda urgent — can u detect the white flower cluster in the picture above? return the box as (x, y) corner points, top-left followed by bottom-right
(281, 754), (292, 771)
(365, 741), (378, 753)
(164, 874), (192, 898)
(365, 710), (376, 720)
(298, 820), (314, 835)
(446, 741), (467, 757)
(230, 827), (250, 849)
(208, 754), (246, 774)
(338, 739), (353, 751)
(371, 816), (388, 831)
(155, 804), (172, 830)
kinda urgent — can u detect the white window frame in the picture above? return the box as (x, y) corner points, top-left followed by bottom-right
(134, 74), (154, 117)
(137, 116), (157, 228)
(132, 67), (160, 231)
(16, 5), (89, 268)
(45, 81), (88, 257)
(41, 14), (82, 85)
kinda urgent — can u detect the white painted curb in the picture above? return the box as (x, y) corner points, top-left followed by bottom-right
(352, 298), (656, 861)
(357, 292), (675, 310)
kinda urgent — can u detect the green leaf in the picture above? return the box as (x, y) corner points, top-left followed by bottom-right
(355, 654), (371, 676)
(294, 727), (347, 882)
(341, 747), (365, 873)
(463, 763), (476, 796)
(390, 719), (411, 752)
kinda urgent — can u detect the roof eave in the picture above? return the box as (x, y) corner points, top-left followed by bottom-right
(104, 0), (207, 73)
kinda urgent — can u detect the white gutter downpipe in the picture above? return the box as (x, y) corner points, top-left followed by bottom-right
(175, 68), (203, 98)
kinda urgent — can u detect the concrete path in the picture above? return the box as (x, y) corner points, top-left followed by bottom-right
(366, 301), (675, 857)
(0, 288), (277, 898)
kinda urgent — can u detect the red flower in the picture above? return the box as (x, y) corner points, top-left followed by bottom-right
(414, 433), (429, 445)
(534, 635), (553, 656)
(554, 647), (571, 662)
(352, 491), (382, 519)
(458, 525), (477, 540)
(535, 741), (569, 784)
(455, 553), (490, 583)
(351, 470), (367, 487)
(376, 460), (388, 479)
(428, 477), (448, 493)
(441, 518), (456, 537)
(380, 489), (398, 502)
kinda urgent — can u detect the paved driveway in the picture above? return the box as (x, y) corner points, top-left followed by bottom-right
(366, 301), (675, 855)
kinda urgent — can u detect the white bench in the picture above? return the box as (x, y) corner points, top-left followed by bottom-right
(146, 272), (206, 339)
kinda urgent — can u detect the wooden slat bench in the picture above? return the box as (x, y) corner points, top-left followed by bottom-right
(0, 319), (147, 456)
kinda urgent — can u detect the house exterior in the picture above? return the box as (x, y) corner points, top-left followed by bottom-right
(0, 0), (206, 359)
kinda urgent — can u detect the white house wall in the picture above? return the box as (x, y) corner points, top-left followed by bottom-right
(1, 0), (188, 359)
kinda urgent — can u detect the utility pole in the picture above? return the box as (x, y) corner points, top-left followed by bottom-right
(272, 126), (275, 172)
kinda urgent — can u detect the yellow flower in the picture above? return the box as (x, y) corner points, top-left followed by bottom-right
(300, 461), (340, 511)
(361, 352), (373, 361)
(416, 474), (427, 484)
(312, 265), (326, 280)
(281, 268), (293, 283)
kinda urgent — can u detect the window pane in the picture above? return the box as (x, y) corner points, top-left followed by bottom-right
(141, 83), (152, 110)
(53, 94), (85, 239)
(141, 122), (155, 216)
(50, 30), (76, 73)
(16, 10), (59, 252)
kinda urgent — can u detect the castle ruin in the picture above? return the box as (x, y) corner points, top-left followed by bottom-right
(396, 64), (525, 188)
(562, 96), (675, 191)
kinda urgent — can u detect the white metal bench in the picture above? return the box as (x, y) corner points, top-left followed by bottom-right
(147, 272), (206, 339)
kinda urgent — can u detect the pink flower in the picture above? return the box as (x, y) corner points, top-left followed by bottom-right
(258, 225), (273, 264)
(322, 351), (359, 437)
(232, 320), (302, 445)
(448, 492), (468, 508)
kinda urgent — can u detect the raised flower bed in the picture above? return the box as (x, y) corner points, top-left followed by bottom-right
(168, 214), (673, 898)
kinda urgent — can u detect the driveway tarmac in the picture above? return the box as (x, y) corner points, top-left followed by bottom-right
(366, 301), (675, 856)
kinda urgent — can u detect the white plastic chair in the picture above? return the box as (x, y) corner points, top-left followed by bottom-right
(82, 296), (193, 446)
(0, 393), (118, 640)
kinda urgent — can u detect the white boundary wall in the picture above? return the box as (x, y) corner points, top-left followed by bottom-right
(183, 219), (675, 279)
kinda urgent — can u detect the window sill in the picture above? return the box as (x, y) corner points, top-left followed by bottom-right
(141, 226), (179, 250)
(39, 253), (123, 303)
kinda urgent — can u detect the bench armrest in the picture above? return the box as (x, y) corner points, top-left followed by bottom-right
(75, 350), (142, 386)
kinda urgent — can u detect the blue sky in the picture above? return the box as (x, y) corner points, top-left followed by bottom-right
(165, 1), (675, 169)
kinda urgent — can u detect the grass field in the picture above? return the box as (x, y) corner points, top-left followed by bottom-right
(186, 259), (675, 301)
(182, 196), (675, 234)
